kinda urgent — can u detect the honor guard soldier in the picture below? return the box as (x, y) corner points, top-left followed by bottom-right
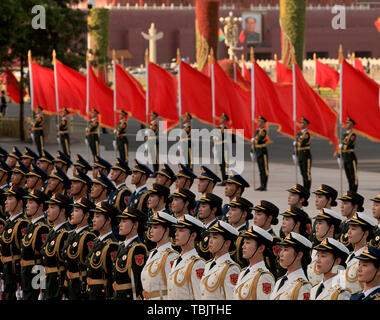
(193, 166), (220, 217)
(168, 214), (205, 300)
(141, 211), (179, 300)
(287, 183), (310, 209)
(86, 201), (119, 300)
(251, 115), (269, 191)
(369, 193), (380, 249)
(253, 200), (281, 279)
(70, 169), (92, 202)
(200, 220), (240, 300)
(341, 212), (377, 295)
(0, 186), (28, 300)
(58, 108), (71, 157)
(280, 205), (311, 239)
(25, 163), (48, 192)
(21, 146), (39, 170)
(307, 209), (342, 286)
(170, 188), (196, 219)
(270, 232), (312, 300)
(233, 226), (275, 300)
(62, 197), (96, 300)
(115, 110), (129, 163)
(86, 109), (100, 160)
(90, 171), (116, 206)
(21, 190), (50, 300)
(0, 159), (12, 218)
(72, 154), (92, 176)
(156, 164), (176, 188)
(6, 146), (22, 170)
(350, 245), (380, 300)
(41, 193), (72, 300)
(108, 158), (132, 213)
(196, 193), (223, 261)
(340, 117), (358, 192)
(37, 150), (55, 176)
(295, 116), (312, 191)
(181, 112), (192, 170)
(92, 155), (111, 179)
(215, 112), (229, 186)
(127, 159), (152, 214)
(148, 111), (160, 177)
(53, 150), (72, 174)
(47, 166), (70, 196)
(30, 106), (44, 156)
(10, 161), (29, 188)
(227, 197), (253, 268)
(0, 147), (8, 162)
(338, 191), (365, 252)
(113, 207), (148, 300)
(310, 238), (350, 300)
(175, 164), (197, 190)
(221, 171), (250, 222)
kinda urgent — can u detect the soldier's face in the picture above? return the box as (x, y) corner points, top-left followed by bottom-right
(198, 203), (212, 220)
(90, 183), (103, 199)
(341, 201), (354, 218)
(11, 172), (23, 186)
(92, 167), (100, 179)
(198, 179), (209, 193)
(372, 202), (380, 221)
(209, 233), (226, 254)
(71, 207), (85, 225)
(38, 160), (49, 171)
(300, 121), (307, 130)
(156, 173), (168, 186)
(257, 119), (264, 128)
(26, 176), (38, 189)
(315, 195), (329, 210)
(172, 197), (185, 213)
(6, 156), (16, 168)
(175, 177), (186, 189)
(225, 183), (237, 197)
(288, 192), (300, 206)
(253, 211), (269, 229)
(348, 225), (365, 244)
(22, 158), (32, 168)
(47, 203), (60, 222)
(279, 245), (298, 268)
(48, 177), (60, 192)
(131, 171), (142, 185)
(70, 181), (83, 195)
(26, 199), (40, 217)
(227, 207), (244, 226)
(92, 213), (107, 231)
(5, 195), (17, 212)
(175, 228), (191, 247)
(110, 168), (122, 182)
(345, 121), (353, 130)
(147, 194), (160, 209)
(316, 251), (336, 274)
(281, 216), (296, 235)
(119, 218), (134, 236)
(357, 260), (379, 283)
(242, 238), (259, 260)
(150, 224), (166, 242)
(315, 220), (331, 240)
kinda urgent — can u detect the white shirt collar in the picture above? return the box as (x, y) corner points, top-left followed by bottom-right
(124, 235), (139, 247)
(116, 182), (126, 189)
(265, 227), (273, 233)
(353, 246), (366, 257)
(249, 260), (266, 272)
(75, 225), (89, 234)
(213, 252), (231, 265)
(364, 285), (380, 297)
(135, 184), (146, 194)
(31, 215), (45, 224)
(179, 248), (197, 260)
(322, 275), (335, 289)
(53, 221), (67, 231)
(9, 212), (23, 221)
(155, 241), (172, 253)
(286, 268), (306, 281)
(99, 231), (113, 241)
(204, 218), (217, 229)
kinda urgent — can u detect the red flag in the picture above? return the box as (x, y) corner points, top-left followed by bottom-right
(115, 63), (146, 124)
(294, 64), (339, 154)
(238, 30), (245, 43)
(276, 60), (293, 83)
(89, 66), (114, 128)
(147, 62), (179, 130)
(4, 69), (27, 104)
(55, 60), (86, 117)
(342, 59), (380, 142)
(242, 61), (251, 82)
(30, 62), (56, 114)
(97, 67), (105, 84)
(375, 18), (380, 32)
(234, 64), (251, 91)
(179, 61), (213, 125)
(315, 59), (340, 91)
(354, 59), (365, 73)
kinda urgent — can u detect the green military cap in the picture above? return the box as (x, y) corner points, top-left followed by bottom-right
(0, 159), (11, 174)
(253, 200), (279, 225)
(93, 155), (111, 172)
(38, 150), (54, 164)
(176, 164), (197, 180)
(4, 185), (27, 200)
(338, 191), (364, 212)
(111, 158), (132, 175)
(54, 151), (72, 168)
(21, 146), (39, 162)
(198, 193), (223, 216)
(117, 206), (146, 222)
(12, 160), (29, 176)
(26, 163), (48, 181)
(24, 189), (48, 207)
(157, 164), (176, 183)
(313, 184), (338, 207)
(91, 200), (120, 224)
(72, 197), (95, 213)
(229, 196), (254, 220)
(72, 154), (92, 172)
(147, 183), (170, 199)
(198, 165), (221, 184)
(281, 205), (310, 224)
(70, 168), (92, 185)
(8, 146), (22, 160)
(171, 187), (196, 202)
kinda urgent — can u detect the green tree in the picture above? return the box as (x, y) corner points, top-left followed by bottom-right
(89, 7), (110, 67)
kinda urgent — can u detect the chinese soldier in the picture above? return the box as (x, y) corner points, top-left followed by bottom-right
(10, 160), (29, 188)
(175, 164), (197, 190)
(369, 193), (380, 249)
(72, 154), (92, 176)
(70, 169), (92, 202)
(90, 171), (116, 207)
(41, 193), (72, 300)
(0, 147), (8, 162)
(147, 111), (160, 177)
(108, 158), (132, 213)
(86, 201), (119, 300)
(168, 214), (205, 300)
(31, 106), (44, 156)
(53, 150), (72, 175)
(115, 110), (129, 163)
(58, 108), (71, 158)
(6, 146), (22, 170)
(86, 108), (100, 160)
(47, 166), (70, 196)
(215, 112), (229, 186)
(170, 188), (196, 219)
(25, 163), (48, 192)
(295, 116), (312, 191)
(341, 117), (358, 192)
(181, 112), (192, 170)
(21, 146), (39, 170)
(0, 159), (11, 218)
(113, 207), (148, 300)
(156, 164), (176, 188)
(234, 226), (275, 300)
(0, 186), (28, 300)
(92, 155), (111, 180)
(62, 197), (96, 300)
(200, 220), (240, 300)
(21, 190), (50, 300)
(37, 150), (55, 176)
(252, 115), (269, 191)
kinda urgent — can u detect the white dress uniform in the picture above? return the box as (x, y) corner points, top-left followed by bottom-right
(167, 248), (205, 300)
(233, 260), (275, 300)
(270, 268), (312, 300)
(310, 274), (351, 300)
(200, 252), (240, 300)
(307, 249), (323, 286)
(141, 241), (179, 300)
(340, 246), (365, 294)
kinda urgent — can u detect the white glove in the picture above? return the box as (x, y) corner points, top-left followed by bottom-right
(251, 138), (255, 143)
(250, 151), (255, 161)
(339, 143), (343, 150)
(85, 139), (88, 146)
(337, 156), (343, 169)
(16, 288), (23, 300)
(114, 129), (117, 134)
(293, 141), (297, 146)
(292, 154), (298, 164)
(113, 140), (117, 151)
(56, 137), (60, 145)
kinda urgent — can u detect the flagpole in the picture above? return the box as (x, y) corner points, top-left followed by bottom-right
(145, 49), (149, 127)
(233, 56), (237, 82)
(86, 50), (90, 162)
(112, 49), (118, 157)
(52, 50), (60, 144)
(28, 50), (33, 114)
(291, 50), (298, 184)
(338, 44), (344, 196)
(250, 47), (256, 190)
(210, 49), (216, 170)
(176, 48), (182, 129)
(313, 52), (317, 87)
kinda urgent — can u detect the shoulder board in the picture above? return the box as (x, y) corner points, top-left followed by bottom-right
(165, 248), (179, 255)
(224, 260), (240, 268)
(295, 278), (311, 286)
(206, 258), (214, 264)
(190, 255), (205, 263)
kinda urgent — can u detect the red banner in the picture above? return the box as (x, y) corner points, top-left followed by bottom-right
(315, 59), (339, 91)
(4, 69), (27, 104)
(276, 60), (293, 83)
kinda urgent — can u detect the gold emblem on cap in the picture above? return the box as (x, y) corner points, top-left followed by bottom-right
(161, 164), (166, 169)
(285, 233), (292, 240)
(363, 246), (370, 254)
(321, 238), (328, 245)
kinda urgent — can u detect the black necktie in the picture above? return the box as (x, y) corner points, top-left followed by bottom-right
(347, 253), (355, 263)
(151, 249), (158, 258)
(175, 256), (182, 267)
(243, 268), (250, 278)
(356, 292), (365, 300)
(278, 276), (288, 290)
(210, 260), (216, 269)
(316, 283), (324, 298)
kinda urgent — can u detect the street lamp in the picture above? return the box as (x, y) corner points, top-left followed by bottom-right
(219, 11), (243, 60)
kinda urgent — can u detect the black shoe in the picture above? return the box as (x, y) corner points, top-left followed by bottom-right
(255, 186), (266, 191)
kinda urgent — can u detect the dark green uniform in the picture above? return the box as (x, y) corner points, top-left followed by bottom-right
(108, 183), (132, 214)
(196, 219), (217, 261)
(341, 130), (358, 192)
(215, 123), (228, 183)
(0, 213), (28, 300)
(116, 118), (129, 163)
(180, 123), (192, 170)
(338, 220), (354, 252)
(86, 118), (100, 159)
(58, 116), (70, 158)
(31, 112), (44, 157)
(252, 127), (269, 190)
(369, 226), (380, 249)
(62, 226), (96, 300)
(231, 223), (249, 268)
(112, 236), (148, 300)
(296, 129), (312, 191)
(148, 120), (159, 174)
(85, 233), (118, 300)
(40, 222), (71, 300)
(20, 216), (50, 300)
(127, 186), (149, 215)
